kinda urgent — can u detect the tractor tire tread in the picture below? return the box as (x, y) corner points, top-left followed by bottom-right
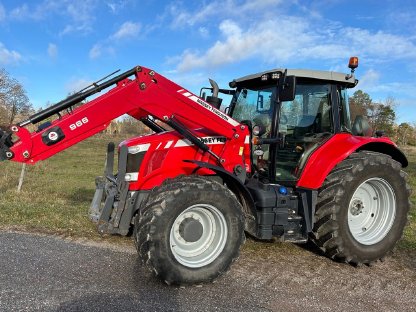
(134, 175), (245, 285)
(312, 151), (411, 265)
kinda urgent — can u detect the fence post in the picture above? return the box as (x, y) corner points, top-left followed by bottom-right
(17, 163), (26, 192)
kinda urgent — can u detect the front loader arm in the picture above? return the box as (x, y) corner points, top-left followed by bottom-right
(0, 66), (248, 171)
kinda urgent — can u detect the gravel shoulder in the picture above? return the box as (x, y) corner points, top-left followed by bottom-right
(1, 230), (415, 312)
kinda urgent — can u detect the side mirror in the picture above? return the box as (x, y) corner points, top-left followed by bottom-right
(279, 75), (296, 102)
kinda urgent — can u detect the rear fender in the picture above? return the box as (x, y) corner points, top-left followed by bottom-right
(356, 142), (408, 167)
(297, 133), (408, 189)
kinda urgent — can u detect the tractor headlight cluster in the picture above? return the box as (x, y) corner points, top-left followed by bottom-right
(125, 172), (139, 182)
(125, 143), (150, 182)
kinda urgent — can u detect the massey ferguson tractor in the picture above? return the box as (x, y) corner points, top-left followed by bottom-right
(0, 58), (410, 285)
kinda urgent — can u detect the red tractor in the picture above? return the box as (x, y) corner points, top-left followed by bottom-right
(0, 58), (410, 285)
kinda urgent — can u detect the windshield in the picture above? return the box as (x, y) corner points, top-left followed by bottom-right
(230, 87), (275, 122)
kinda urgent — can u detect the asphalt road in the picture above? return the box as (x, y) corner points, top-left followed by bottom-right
(0, 232), (268, 312)
(1, 231), (415, 312)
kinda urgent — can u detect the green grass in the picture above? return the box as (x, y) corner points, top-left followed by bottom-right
(0, 135), (415, 251)
(399, 146), (416, 250)
(0, 134), (126, 241)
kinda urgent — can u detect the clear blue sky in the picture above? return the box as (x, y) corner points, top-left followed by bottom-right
(1, 0), (415, 124)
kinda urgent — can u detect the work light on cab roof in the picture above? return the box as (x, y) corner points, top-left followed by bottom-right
(261, 71), (280, 81)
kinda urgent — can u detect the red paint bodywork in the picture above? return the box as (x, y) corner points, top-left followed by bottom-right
(296, 133), (399, 189)
(8, 66), (251, 191)
(121, 130), (240, 190)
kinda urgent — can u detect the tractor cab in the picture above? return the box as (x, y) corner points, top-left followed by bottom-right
(228, 60), (358, 185)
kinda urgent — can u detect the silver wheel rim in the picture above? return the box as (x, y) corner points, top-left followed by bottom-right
(170, 204), (228, 268)
(348, 178), (396, 245)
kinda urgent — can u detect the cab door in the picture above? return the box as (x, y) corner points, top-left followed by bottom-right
(273, 82), (334, 184)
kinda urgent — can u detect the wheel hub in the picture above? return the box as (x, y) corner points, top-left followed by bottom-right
(179, 217), (203, 242)
(348, 178), (396, 245)
(350, 199), (364, 216)
(170, 204), (228, 268)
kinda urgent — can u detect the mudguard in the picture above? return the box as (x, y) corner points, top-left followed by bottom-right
(296, 133), (408, 189)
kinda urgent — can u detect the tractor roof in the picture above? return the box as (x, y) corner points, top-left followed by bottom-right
(230, 68), (357, 88)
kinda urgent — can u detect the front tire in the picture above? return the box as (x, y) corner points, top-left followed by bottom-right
(134, 176), (245, 285)
(313, 151), (411, 264)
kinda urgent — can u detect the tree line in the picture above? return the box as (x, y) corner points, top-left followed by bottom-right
(349, 90), (416, 146)
(0, 69), (33, 127)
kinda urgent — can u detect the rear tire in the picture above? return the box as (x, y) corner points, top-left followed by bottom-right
(312, 151), (411, 264)
(134, 176), (245, 285)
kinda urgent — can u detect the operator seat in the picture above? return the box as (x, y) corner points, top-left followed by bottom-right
(352, 115), (372, 137)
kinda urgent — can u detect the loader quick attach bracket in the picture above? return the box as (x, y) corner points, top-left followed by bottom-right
(0, 128), (14, 161)
(90, 143), (135, 235)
